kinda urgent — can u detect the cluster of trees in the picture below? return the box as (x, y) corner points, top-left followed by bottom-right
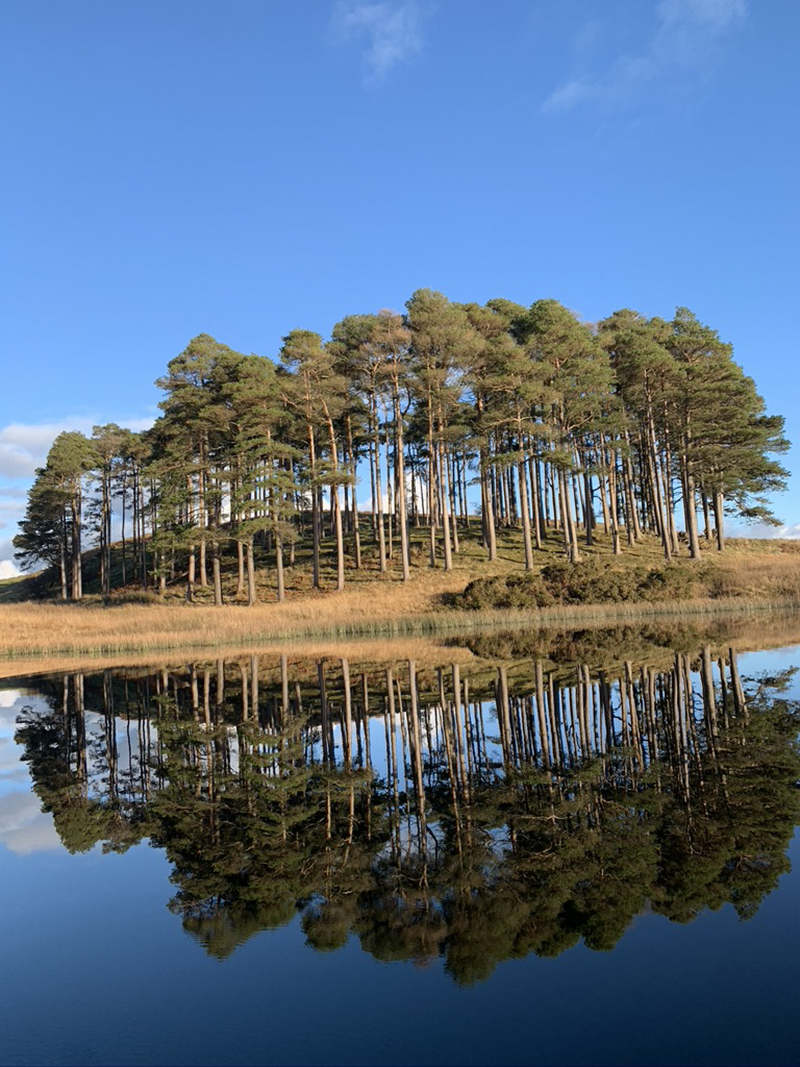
(15, 292), (789, 602)
(17, 641), (800, 980)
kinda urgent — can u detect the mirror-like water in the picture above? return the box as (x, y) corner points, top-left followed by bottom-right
(2, 623), (800, 1066)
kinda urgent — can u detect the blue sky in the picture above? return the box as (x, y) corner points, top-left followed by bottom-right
(1, 0), (798, 573)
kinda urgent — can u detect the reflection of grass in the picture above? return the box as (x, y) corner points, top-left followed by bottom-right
(2, 530), (800, 664)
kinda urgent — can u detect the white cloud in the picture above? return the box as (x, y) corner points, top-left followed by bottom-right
(0, 791), (62, 854)
(543, 0), (746, 114)
(0, 413), (154, 575)
(728, 522), (800, 540)
(0, 415), (154, 480)
(333, 1), (425, 81)
(658, 0), (746, 32)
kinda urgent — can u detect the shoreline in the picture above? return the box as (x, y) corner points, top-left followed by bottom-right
(2, 592), (800, 681)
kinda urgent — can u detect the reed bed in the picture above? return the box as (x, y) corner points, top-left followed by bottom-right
(2, 547), (799, 669)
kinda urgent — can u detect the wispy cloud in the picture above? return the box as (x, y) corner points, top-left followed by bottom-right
(728, 521), (800, 540)
(0, 415), (153, 480)
(543, 0), (747, 114)
(333, 1), (425, 82)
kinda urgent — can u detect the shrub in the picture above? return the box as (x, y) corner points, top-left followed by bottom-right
(455, 559), (709, 611)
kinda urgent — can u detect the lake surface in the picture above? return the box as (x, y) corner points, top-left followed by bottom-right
(2, 621), (800, 1066)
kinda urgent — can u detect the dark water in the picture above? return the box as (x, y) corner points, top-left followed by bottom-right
(2, 625), (800, 1066)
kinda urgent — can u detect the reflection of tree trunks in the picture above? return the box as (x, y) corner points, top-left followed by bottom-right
(240, 663), (249, 722)
(497, 666), (512, 768)
(73, 673), (86, 789)
(385, 668), (401, 860)
(361, 674), (371, 769)
(33, 641), (789, 914)
(444, 666), (462, 841)
(729, 649), (747, 720)
(534, 661), (550, 766)
(280, 654), (289, 719)
(318, 661), (330, 764)
(341, 658), (353, 766)
(407, 661), (426, 840)
(250, 655), (259, 722)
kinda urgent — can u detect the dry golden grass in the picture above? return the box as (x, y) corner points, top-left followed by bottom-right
(703, 552), (800, 599)
(0, 571), (466, 655)
(2, 540), (800, 675)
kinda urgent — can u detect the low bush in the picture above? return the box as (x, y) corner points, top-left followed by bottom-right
(455, 559), (711, 611)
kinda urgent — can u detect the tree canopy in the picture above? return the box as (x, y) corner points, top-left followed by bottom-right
(15, 294), (789, 601)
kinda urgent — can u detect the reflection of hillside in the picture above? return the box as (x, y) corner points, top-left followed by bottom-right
(14, 640), (800, 984)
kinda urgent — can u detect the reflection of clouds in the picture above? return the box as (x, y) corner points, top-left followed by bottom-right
(0, 692), (31, 793)
(0, 692), (64, 854)
(0, 790), (61, 854)
(0, 736), (30, 787)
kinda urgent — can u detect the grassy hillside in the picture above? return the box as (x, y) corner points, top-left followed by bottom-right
(1, 522), (799, 665)
(9, 518), (800, 607)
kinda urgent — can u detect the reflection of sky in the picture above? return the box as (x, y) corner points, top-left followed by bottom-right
(0, 689), (63, 854)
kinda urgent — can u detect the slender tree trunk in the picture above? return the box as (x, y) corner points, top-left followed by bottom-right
(345, 415), (362, 569)
(308, 425), (320, 589)
(276, 535), (285, 602)
(427, 394), (438, 567)
(713, 489), (725, 552)
(246, 538), (256, 605)
(480, 449), (497, 562)
(198, 444), (208, 587)
(372, 400), (387, 572)
(236, 540), (245, 596)
(71, 483), (82, 600)
(528, 451), (543, 550)
(680, 449), (701, 559)
(59, 530), (68, 601)
(393, 388), (411, 580)
(212, 541), (223, 605)
(701, 490), (712, 542)
(558, 466), (580, 562)
(608, 448), (621, 555)
(325, 416), (345, 591)
(439, 439), (453, 571)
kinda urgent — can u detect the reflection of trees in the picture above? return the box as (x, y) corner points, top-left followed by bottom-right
(16, 671), (152, 854)
(15, 644), (800, 982)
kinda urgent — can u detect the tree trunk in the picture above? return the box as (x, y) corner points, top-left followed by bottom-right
(212, 541), (223, 605)
(246, 538), (256, 605)
(439, 440), (453, 571)
(187, 546), (195, 602)
(480, 451), (497, 561)
(276, 535), (285, 602)
(308, 426), (320, 589)
(59, 532), (68, 601)
(713, 489), (725, 552)
(680, 451), (701, 559)
(236, 540), (245, 596)
(516, 429), (534, 571)
(393, 389), (411, 580)
(528, 452), (543, 550)
(372, 402), (387, 572)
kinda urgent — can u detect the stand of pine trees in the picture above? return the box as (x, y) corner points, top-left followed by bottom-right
(14, 295), (789, 602)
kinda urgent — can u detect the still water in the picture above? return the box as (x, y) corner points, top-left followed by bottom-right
(2, 622), (800, 1066)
